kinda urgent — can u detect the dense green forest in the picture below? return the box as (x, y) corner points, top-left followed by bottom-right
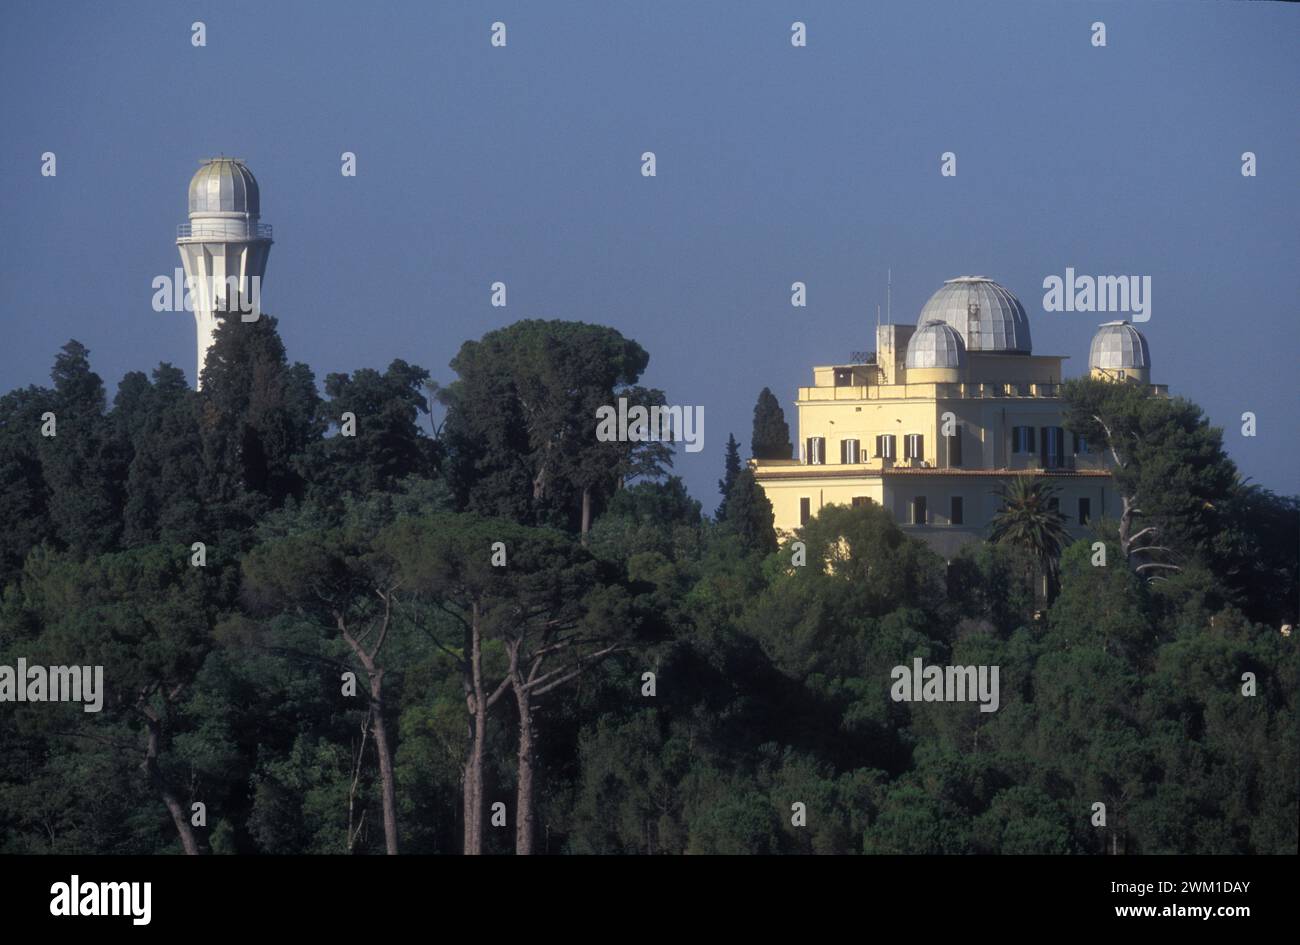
(0, 317), (1295, 854)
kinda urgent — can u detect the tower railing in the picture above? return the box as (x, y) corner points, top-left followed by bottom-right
(177, 222), (273, 240)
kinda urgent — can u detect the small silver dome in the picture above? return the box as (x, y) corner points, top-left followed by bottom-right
(188, 158), (260, 216)
(917, 276), (1032, 354)
(1089, 321), (1150, 371)
(906, 319), (968, 369)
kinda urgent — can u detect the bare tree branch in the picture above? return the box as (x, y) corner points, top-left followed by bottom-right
(1126, 526), (1158, 545)
(396, 598), (464, 665)
(524, 644), (622, 697)
(486, 675), (513, 709)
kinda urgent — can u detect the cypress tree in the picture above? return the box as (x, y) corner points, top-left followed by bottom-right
(716, 433), (741, 520)
(751, 387), (792, 460)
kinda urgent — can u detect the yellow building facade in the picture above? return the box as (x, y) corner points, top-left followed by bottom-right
(753, 277), (1162, 557)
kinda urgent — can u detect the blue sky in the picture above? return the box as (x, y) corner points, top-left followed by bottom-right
(2, 0), (1297, 502)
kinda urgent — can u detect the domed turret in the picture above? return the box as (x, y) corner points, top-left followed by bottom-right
(188, 157), (261, 216)
(1089, 321), (1150, 384)
(905, 320), (967, 382)
(917, 276), (1031, 354)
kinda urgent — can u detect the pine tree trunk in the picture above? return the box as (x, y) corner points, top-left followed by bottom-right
(514, 683), (536, 855)
(463, 724), (481, 856)
(140, 707), (201, 855)
(462, 745), (478, 855)
(368, 670), (400, 855)
(467, 721), (486, 854)
(159, 784), (201, 856)
(581, 486), (592, 543)
(463, 602), (487, 855)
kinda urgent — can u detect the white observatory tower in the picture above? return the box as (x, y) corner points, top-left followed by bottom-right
(176, 157), (273, 389)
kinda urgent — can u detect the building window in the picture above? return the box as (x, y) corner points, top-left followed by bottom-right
(1012, 426), (1036, 454)
(905, 434), (924, 462)
(1041, 427), (1065, 469)
(805, 437), (825, 465)
(1078, 497), (1091, 525)
(834, 368), (853, 387)
(950, 496), (964, 525)
(1072, 432), (1089, 454)
(948, 427), (962, 467)
(840, 438), (860, 464)
(911, 496), (927, 525)
(874, 434), (896, 460)
(852, 496), (872, 507)
(800, 497), (811, 526)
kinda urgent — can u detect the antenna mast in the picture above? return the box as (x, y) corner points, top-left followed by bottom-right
(887, 268), (892, 324)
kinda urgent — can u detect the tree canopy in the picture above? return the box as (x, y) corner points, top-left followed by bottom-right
(0, 326), (1293, 857)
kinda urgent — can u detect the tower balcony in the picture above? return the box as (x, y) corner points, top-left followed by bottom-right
(177, 222), (273, 241)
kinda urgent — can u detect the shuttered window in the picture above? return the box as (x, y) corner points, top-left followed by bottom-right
(1040, 427), (1065, 469)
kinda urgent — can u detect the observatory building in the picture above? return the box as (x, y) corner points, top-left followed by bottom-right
(1088, 320), (1151, 385)
(751, 276), (1165, 556)
(176, 158), (272, 388)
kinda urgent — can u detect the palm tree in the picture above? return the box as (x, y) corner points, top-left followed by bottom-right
(989, 476), (1072, 601)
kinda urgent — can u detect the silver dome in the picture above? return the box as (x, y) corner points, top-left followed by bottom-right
(905, 319), (967, 369)
(188, 158), (260, 216)
(1089, 321), (1150, 371)
(917, 276), (1032, 354)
